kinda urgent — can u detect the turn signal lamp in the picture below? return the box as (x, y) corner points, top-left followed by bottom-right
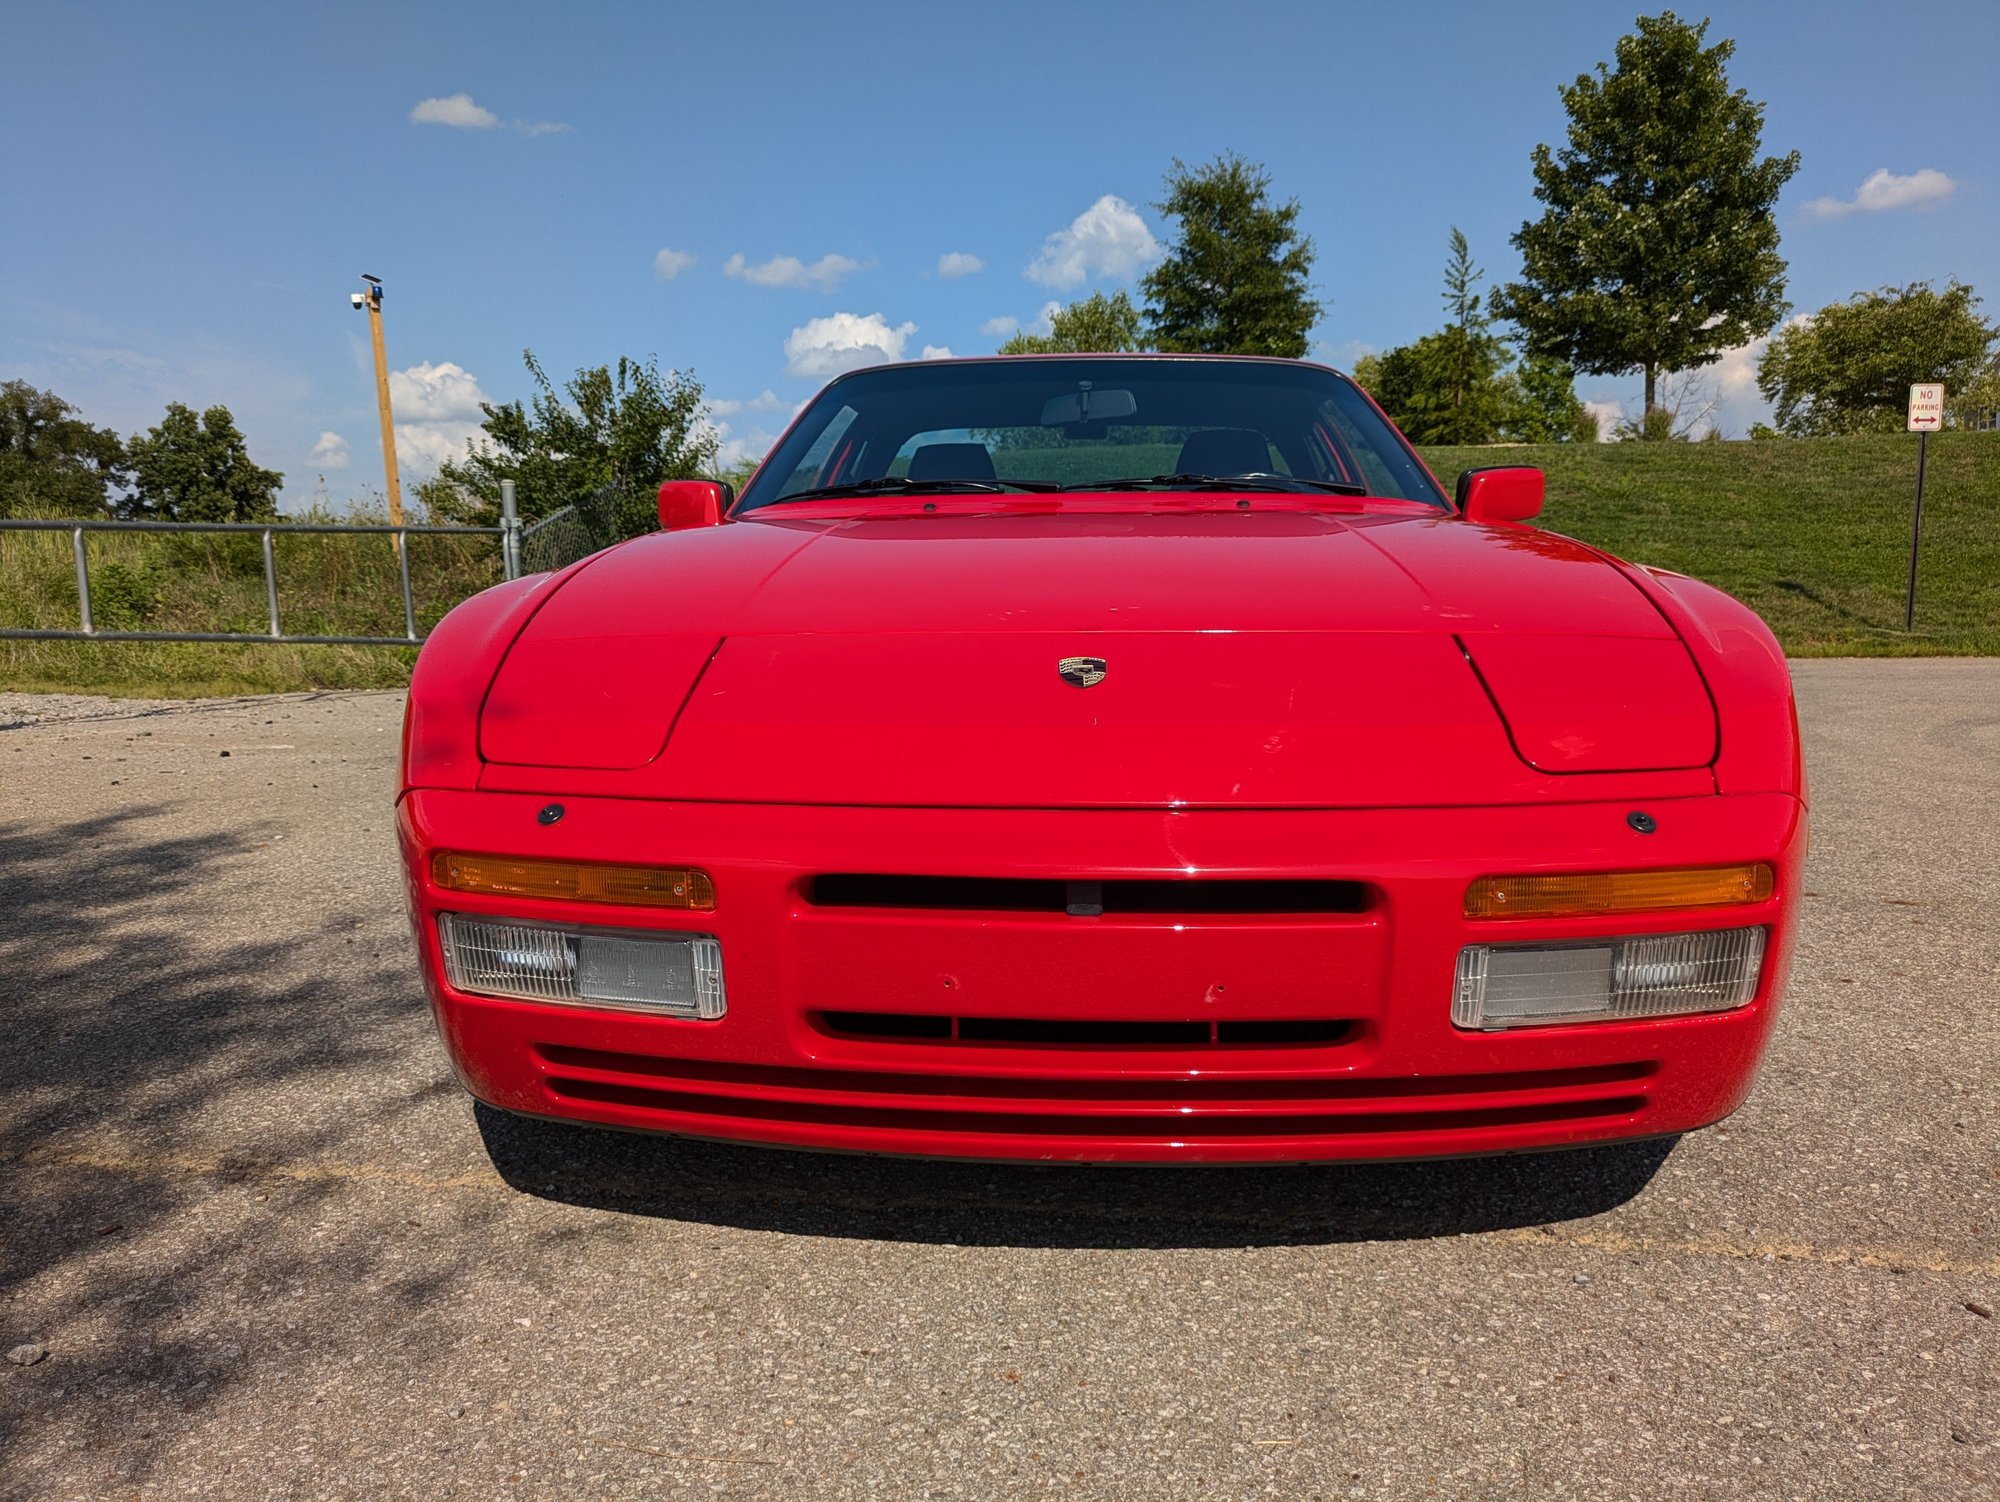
(1464, 863), (1773, 920)
(431, 852), (716, 910)
(437, 914), (725, 1018)
(1453, 926), (1766, 1029)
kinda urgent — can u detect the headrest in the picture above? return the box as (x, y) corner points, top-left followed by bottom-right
(906, 442), (997, 482)
(1175, 428), (1272, 478)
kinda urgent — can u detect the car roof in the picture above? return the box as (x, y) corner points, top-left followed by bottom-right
(829, 351), (1353, 380)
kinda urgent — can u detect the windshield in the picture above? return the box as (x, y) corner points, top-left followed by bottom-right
(734, 357), (1448, 512)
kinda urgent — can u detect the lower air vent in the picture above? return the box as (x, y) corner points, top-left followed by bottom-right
(816, 1011), (1355, 1048)
(807, 875), (1371, 915)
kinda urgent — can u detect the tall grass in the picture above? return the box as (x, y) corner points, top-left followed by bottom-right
(0, 504), (501, 696)
(1419, 431), (2000, 656)
(2, 434), (1993, 698)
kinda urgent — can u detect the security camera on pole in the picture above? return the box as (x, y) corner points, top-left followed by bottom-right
(352, 274), (405, 552)
(1905, 383), (1944, 630)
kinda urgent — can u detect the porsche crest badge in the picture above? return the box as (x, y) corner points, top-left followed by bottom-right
(1057, 655), (1109, 688)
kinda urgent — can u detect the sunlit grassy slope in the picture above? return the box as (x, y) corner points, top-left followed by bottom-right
(2, 434), (1993, 697)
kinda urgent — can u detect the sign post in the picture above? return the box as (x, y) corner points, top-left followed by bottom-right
(1905, 383), (1944, 630)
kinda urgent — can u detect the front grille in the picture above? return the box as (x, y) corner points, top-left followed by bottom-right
(533, 1044), (1654, 1149)
(816, 1011), (1355, 1048)
(543, 1072), (1647, 1144)
(805, 874), (1371, 916)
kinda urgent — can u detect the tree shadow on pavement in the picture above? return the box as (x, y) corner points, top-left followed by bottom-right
(475, 1104), (1676, 1251)
(0, 808), (466, 1488)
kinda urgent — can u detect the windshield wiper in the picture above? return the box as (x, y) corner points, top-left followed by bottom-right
(772, 477), (1062, 504)
(1062, 472), (1370, 496)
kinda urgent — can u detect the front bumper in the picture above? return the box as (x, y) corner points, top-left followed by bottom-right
(397, 790), (1805, 1164)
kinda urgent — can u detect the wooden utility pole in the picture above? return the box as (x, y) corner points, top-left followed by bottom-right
(357, 275), (404, 534)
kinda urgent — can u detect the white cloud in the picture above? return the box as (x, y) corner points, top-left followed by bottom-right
(652, 247), (695, 280)
(936, 252), (985, 279)
(784, 312), (916, 377)
(725, 252), (862, 291)
(698, 392), (795, 468)
(1709, 335), (1769, 399)
(980, 315), (1019, 337)
(1025, 195), (1159, 289)
(696, 409), (780, 470)
(308, 431), (349, 471)
(410, 94), (500, 129)
(1031, 300), (1060, 335)
(1315, 339), (1378, 370)
(388, 360), (492, 474)
(409, 93), (569, 135)
(1582, 401), (1623, 443)
(1804, 167), (1956, 220)
(920, 344), (956, 360)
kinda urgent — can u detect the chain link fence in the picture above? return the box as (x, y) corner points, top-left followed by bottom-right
(519, 485), (626, 575)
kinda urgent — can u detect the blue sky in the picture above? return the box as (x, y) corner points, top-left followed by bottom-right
(4, 0), (1995, 508)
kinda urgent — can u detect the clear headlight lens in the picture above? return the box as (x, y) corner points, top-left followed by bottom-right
(1453, 926), (1766, 1030)
(437, 913), (724, 1018)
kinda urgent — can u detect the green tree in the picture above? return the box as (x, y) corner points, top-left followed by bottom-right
(1503, 354), (1600, 443)
(999, 290), (1143, 354)
(0, 381), (129, 518)
(1491, 11), (1800, 434)
(1141, 154), (1322, 357)
(437, 351), (716, 537)
(1354, 232), (1595, 445)
(1756, 281), (1996, 435)
(123, 403), (281, 522)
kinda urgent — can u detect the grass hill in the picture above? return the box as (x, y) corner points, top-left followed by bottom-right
(1, 432), (1993, 696)
(1419, 432), (1999, 657)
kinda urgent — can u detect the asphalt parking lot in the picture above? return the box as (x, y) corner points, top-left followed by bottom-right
(0, 659), (1994, 1501)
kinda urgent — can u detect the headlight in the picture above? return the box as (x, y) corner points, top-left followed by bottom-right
(437, 913), (725, 1018)
(1452, 926), (1765, 1030)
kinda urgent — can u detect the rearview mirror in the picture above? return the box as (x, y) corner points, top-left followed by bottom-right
(1455, 466), (1543, 524)
(658, 479), (731, 531)
(1040, 388), (1138, 426)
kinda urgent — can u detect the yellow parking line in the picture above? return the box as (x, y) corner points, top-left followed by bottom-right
(12, 1143), (1997, 1280)
(1489, 1225), (2000, 1279)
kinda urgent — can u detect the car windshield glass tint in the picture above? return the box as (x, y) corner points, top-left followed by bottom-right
(734, 359), (1448, 511)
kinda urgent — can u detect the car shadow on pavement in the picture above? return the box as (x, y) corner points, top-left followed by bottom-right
(474, 1104), (1676, 1249)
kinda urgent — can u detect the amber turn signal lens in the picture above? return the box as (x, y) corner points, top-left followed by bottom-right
(431, 852), (716, 910)
(1464, 863), (1774, 920)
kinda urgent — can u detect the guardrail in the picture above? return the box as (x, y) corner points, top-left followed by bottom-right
(0, 484), (523, 646)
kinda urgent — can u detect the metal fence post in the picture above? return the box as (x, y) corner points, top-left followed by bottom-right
(72, 526), (94, 635)
(398, 529), (418, 641)
(261, 528), (280, 637)
(500, 479), (522, 580)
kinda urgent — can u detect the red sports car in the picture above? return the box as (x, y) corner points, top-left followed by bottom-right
(398, 355), (1805, 1164)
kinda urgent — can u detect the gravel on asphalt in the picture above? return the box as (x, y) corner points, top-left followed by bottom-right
(0, 666), (1994, 1500)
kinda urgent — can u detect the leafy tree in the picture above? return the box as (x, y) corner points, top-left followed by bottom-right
(1491, 11), (1800, 434)
(1142, 154), (1322, 357)
(437, 351), (716, 537)
(0, 381), (129, 518)
(1353, 232), (1595, 444)
(1429, 229), (1509, 440)
(1505, 354), (1600, 442)
(1756, 281), (1997, 435)
(123, 403), (281, 522)
(1951, 357), (2000, 429)
(999, 291), (1143, 354)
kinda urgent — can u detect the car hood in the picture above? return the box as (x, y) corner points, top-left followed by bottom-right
(476, 509), (1719, 807)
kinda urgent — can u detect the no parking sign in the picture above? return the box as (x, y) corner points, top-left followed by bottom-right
(1908, 384), (1945, 432)
(1904, 384), (1944, 628)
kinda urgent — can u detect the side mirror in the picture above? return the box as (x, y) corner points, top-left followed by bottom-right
(1455, 466), (1544, 524)
(657, 479), (731, 531)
